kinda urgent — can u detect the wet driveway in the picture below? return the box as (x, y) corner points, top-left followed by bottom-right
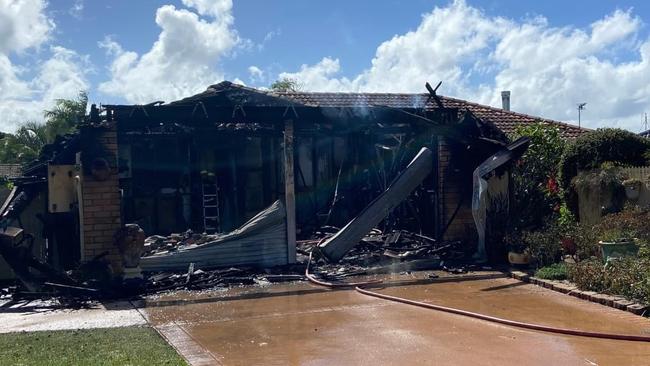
(141, 272), (650, 365)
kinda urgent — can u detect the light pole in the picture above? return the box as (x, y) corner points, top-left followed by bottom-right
(577, 103), (587, 128)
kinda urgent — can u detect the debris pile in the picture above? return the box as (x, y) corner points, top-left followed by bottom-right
(298, 227), (462, 281)
(1, 223), (463, 301)
(138, 226), (462, 293)
(142, 229), (215, 256)
(144, 265), (305, 294)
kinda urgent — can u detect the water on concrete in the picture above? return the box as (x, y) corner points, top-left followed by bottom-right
(0, 300), (146, 333)
(142, 272), (650, 365)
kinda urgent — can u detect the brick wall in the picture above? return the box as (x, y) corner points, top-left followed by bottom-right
(437, 138), (477, 242)
(80, 124), (122, 271)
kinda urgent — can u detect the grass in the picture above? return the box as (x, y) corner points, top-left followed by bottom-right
(535, 262), (568, 281)
(0, 326), (187, 366)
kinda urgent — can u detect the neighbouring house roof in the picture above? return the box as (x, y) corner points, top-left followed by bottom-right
(276, 91), (589, 139)
(0, 164), (21, 179)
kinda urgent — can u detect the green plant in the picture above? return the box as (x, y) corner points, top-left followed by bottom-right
(595, 208), (650, 244)
(572, 223), (600, 260)
(567, 259), (608, 292)
(522, 225), (563, 267)
(509, 123), (565, 230)
(0, 91), (87, 165)
(42, 91), (88, 142)
(557, 203), (576, 233)
(567, 256), (650, 304)
(504, 230), (526, 253)
(270, 78), (302, 92)
(558, 128), (650, 216)
(535, 263), (568, 280)
(605, 257), (650, 303)
(598, 229), (635, 243)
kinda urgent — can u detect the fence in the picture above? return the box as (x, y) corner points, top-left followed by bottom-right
(621, 166), (650, 183)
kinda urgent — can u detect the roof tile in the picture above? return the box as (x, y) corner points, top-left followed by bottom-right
(277, 91), (589, 139)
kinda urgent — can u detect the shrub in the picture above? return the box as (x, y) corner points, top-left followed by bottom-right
(522, 225), (562, 267)
(595, 208), (650, 244)
(567, 259), (608, 292)
(567, 257), (650, 304)
(535, 263), (568, 280)
(510, 123), (565, 230)
(572, 223), (600, 261)
(558, 128), (650, 216)
(605, 257), (650, 303)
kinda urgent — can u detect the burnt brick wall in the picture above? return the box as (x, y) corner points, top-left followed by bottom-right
(80, 125), (122, 271)
(437, 138), (477, 242)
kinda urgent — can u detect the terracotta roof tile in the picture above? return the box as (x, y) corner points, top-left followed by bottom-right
(278, 91), (589, 139)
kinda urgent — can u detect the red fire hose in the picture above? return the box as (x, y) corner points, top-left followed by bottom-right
(305, 254), (650, 343)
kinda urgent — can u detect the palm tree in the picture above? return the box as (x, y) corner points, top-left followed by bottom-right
(0, 122), (48, 163)
(43, 91), (88, 142)
(0, 91), (88, 164)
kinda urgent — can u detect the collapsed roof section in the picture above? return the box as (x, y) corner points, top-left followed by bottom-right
(102, 81), (588, 142)
(102, 81), (508, 146)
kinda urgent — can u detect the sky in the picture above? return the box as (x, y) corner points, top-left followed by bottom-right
(2, 0), (650, 133)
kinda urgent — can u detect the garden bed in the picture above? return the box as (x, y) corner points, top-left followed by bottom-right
(509, 270), (648, 316)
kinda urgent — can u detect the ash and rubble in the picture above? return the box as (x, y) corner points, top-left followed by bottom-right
(139, 227), (465, 294)
(0, 226), (472, 305)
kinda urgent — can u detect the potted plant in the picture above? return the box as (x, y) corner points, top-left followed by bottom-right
(504, 230), (531, 265)
(622, 178), (643, 200)
(598, 228), (638, 263)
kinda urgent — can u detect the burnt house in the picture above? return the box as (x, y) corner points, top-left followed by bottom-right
(1, 81), (587, 275)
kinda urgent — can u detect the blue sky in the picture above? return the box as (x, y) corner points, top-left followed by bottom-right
(2, 0), (650, 132)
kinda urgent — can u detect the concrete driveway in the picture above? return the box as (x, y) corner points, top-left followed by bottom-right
(141, 272), (650, 365)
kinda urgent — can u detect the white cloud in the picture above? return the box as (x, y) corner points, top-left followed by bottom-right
(0, 0), (52, 53)
(247, 65), (263, 82)
(0, 1), (90, 132)
(0, 46), (90, 132)
(69, 0), (84, 19)
(279, 57), (355, 91)
(264, 28), (281, 42)
(279, 0), (650, 131)
(98, 0), (239, 104)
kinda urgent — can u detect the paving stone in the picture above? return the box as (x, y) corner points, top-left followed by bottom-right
(510, 271), (530, 282)
(614, 299), (635, 310)
(626, 304), (648, 316)
(581, 291), (597, 301)
(552, 283), (576, 294)
(589, 293), (610, 305)
(569, 290), (583, 298)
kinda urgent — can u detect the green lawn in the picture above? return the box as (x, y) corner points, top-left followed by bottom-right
(0, 326), (187, 366)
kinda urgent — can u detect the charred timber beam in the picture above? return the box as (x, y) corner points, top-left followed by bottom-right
(318, 147), (434, 262)
(284, 120), (297, 263)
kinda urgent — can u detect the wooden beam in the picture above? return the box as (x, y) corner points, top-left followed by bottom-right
(283, 119), (297, 263)
(319, 147), (434, 262)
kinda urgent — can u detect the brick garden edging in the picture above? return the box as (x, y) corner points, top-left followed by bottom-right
(509, 270), (649, 317)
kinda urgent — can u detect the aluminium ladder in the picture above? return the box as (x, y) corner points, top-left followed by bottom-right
(201, 175), (221, 233)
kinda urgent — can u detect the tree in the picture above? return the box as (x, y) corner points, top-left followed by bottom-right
(43, 91), (88, 142)
(558, 128), (650, 216)
(0, 91), (88, 165)
(270, 78), (301, 92)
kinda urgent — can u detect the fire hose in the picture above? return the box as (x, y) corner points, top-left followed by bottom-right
(305, 253), (650, 343)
